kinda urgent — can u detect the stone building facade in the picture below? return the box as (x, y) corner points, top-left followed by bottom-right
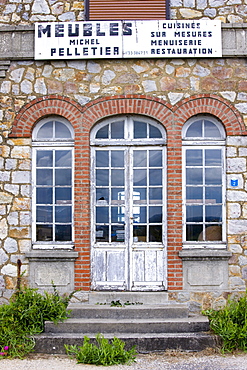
(1, 0), (247, 312)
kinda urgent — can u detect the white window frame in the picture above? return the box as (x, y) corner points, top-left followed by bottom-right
(182, 116), (226, 249)
(32, 116), (74, 249)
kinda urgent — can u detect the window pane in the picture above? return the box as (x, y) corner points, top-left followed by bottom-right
(37, 169), (52, 185)
(205, 225), (222, 241)
(55, 188), (72, 204)
(37, 188), (52, 204)
(111, 121), (124, 139)
(96, 225), (109, 242)
(55, 206), (72, 222)
(55, 225), (72, 241)
(205, 149), (221, 166)
(186, 187), (203, 202)
(97, 188), (109, 202)
(205, 205), (222, 222)
(96, 207), (109, 223)
(150, 125), (162, 138)
(111, 206), (125, 223)
(149, 150), (162, 167)
(186, 168), (203, 185)
(205, 187), (222, 203)
(55, 121), (72, 139)
(186, 121), (202, 137)
(134, 121), (147, 138)
(36, 151), (53, 167)
(205, 168), (222, 185)
(111, 169), (124, 186)
(186, 205), (203, 222)
(96, 151), (109, 167)
(149, 188), (162, 202)
(186, 149), (202, 166)
(134, 150), (147, 167)
(149, 169), (162, 185)
(204, 120), (221, 138)
(111, 151), (124, 167)
(55, 150), (72, 167)
(36, 225), (52, 241)
(134, 169), (147, 186)
(55, 169), (72, 186)
(133, 225), (147, 242)
(111, 225), (125, 242)
(37, 206), (52, 222)
(186, 224), (203, 241)
(149, 206), (162, 223)
(96, 124), (109, 138)
(149, 225), (162, 242)
(37, 121), (53, 139)
(96, 169), (109, 186)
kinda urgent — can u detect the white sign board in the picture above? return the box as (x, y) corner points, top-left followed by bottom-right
(35, 20), (222, 60)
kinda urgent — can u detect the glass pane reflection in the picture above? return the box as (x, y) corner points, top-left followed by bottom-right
(37, 151), (52, 167)
(96, 225), (109, 242)
(149, 225), (162, 242)
(186, 224), (203, 241)
(133, 225), (147, 242)
(186, 168), (203, 185)
(111, 225), (125, 242)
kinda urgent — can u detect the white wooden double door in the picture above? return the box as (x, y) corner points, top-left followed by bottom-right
(91, 145), (167, 291)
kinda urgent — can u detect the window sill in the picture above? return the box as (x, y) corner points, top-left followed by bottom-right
(179, 248), (232, 261)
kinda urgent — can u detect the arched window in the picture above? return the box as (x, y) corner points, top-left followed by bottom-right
(90, 115), (167, 291)
(182, 116), (226, 247)
(32, 117), (74, 249)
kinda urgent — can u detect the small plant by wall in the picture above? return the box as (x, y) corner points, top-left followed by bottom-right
(204, 291), (247, 353)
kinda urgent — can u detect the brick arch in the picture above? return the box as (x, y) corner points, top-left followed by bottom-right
(10, 95), (83, 137)
(80, 94), (174, 134)
(173, 94), (246, 135)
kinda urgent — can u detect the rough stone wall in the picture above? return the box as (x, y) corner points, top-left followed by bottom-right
(170, 0), (247, 23)
(0, 0), (246, 25)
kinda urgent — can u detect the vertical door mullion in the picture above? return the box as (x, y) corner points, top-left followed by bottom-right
(53, 149), (55, 242)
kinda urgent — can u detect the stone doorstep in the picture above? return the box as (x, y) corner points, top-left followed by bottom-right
(34, 332), (219, 354)
(86, 291), (170, 305)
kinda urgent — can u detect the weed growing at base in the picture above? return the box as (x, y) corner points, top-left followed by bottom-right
(0, 286), (71, 358)
(65, 333), (137, 366)
(204, 291), (247, 352)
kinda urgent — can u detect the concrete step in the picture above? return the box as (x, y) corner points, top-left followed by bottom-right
(68, 303), (188, 319)
(87, 291), (169, 305)
(34, 332), (219, 354)
(45, 316), (209, 334)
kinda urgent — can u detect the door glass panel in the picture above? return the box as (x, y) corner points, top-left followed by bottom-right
(37, 150), (53, 166)
(111, 151), (124, 167)
(133, 225), (147, 242)
(149, 188), (162, 203)
(96, 207), (109, 223)
(55, 188), (72, 204)
(186, 168), (203, 185)
(111, 206), (125, 223)
(111, 169), (124, 186)
(133, 206), (146, 223)
(133, 188), (147, 203)
(149, 150), (162, 166)
(111, 225), (125, 242)
(149, 206), (162, 223)
(149, 169), (162, 185)
(134, 121), (147, 138)
(149, 225), (162, 242)
(96, 151), (109, 167)
(111, 188), (124, 202)
(96, 169), (109, 186)
(96, 225), (109, 242)
(134, 169), (147, 186)
(134, 151), (147, 167)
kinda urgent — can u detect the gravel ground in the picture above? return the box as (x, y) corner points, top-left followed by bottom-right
(1, 350), (247, 370)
